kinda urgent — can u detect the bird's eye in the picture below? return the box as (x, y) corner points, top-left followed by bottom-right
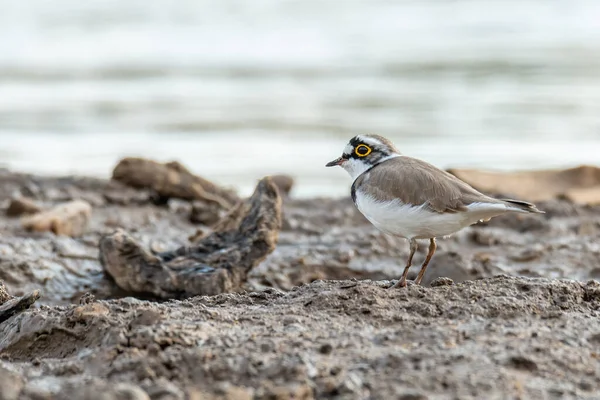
(355, 144), (372, 157)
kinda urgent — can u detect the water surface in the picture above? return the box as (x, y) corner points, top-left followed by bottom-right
(1, 0), (599, 196)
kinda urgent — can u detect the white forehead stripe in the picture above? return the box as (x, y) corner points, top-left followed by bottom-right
(356, 134), (383, 148)
(343, 143), (353, 155)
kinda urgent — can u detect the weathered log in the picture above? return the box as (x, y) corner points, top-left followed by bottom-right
(270, 174), (295, 197)
(111, 158), (239, 209)
(21, 200), (91, 237)
(99, 177), (282, 298)
(0, 282), (41, 324)
(189, 174), (293, 227)
(189, 200), (225, 226)
(6, 197), (42, 217)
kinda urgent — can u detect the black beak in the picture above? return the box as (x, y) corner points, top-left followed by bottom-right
(326, 156), (346, 167)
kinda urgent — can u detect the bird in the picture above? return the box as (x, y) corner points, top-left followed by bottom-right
(326, 134), (544, 288)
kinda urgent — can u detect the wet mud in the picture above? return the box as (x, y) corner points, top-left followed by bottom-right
(1, 166), (600, 399)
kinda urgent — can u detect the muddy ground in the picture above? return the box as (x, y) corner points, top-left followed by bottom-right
(1, 168), (600, 399)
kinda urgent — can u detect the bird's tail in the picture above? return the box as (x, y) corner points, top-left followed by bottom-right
(501, 199), (545, 214)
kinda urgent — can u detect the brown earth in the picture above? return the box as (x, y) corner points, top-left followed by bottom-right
(1, 168), (600, 399)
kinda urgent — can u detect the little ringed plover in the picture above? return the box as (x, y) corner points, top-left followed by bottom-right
(326, 134), (544, 288)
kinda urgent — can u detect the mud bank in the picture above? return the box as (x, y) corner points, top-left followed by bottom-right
(1, 277), (600, 399)
(1, 167), (600, 399)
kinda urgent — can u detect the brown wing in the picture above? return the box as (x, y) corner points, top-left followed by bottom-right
(356, 157), (499, 213)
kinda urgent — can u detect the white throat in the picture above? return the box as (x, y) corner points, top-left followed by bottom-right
(342, 154), (401, 181)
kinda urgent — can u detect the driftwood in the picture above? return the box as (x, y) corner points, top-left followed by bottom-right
(270, 174), (295, 197)
(112, 157), (239, 209)
(448, 165), (600, 204)
(99, 177), (282, 298)
(189, 200), (224, 226)
(21, 200), (91, 237)
(6, 197), (41, 217)
(189, 174), (295, 226)
(0, 282), (41, 324)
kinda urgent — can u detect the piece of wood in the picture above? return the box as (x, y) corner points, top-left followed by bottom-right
(6, 197), (42, 217)
(112, 158), (239, 209)
(0, 288), (41, 324)
(99, 177), (282, 298)
(0, 281), (12, 304)
(21, 200), (92, 237)
(189, 200), (224, 226)
(270, 174), (295, 196)
(448, 165), (600, 204)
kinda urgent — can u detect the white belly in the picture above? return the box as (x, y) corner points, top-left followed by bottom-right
(354, 191), (512, 239)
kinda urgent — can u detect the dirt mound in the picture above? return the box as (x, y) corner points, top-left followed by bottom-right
(1, 277), (599, 399)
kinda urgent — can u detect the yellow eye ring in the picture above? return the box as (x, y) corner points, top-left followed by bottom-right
(355, 144), (372, 157)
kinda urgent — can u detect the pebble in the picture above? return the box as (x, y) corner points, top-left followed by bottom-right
(144, 380), (184, 400)
(282, 316), (299, 326)
(509, 245), (544, 262)
(430, 277), (454, 287)
(0, 366), (24, 400)
(319, 343), (333, 354)
(72, 303), (109, 321)
(398, 393), (429, 400)
(107, 383), (150, 400)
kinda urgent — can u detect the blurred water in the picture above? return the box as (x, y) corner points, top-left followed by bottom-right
(0, 0), (599, 197)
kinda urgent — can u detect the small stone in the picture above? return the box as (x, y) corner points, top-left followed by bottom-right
(507, 355), (538, 371)
(72, 303), (109, 321)
(221, 387), (253, 400)
(260, 341), (273, 353)
(0, 366), (24, 400)
(107, 383), (150, 400)
(261, 384), (312, 400)
(578, 380), (594, 392)
(131, 310), (163, 327)
(144, 379), (184, 400)
(509, 245), (544, 262)
(470, 230), (501, 246)
(282, 316), (299, 326)
(79, 292), (96, 305)
(578, 221), (598, 236)
(21, 200), (92, 237)
(22, 387), (52, 400)
(319, 343), (333, 354)
(398, 393), (428, 400)
(588, 333), (600, 344)
(430, 277), (454, 287)
(208, 383), (254, 400)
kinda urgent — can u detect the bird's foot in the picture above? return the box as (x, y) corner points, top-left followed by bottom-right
(388, 279), (416, 289)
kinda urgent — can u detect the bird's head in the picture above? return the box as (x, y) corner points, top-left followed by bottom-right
(326, 134), (400, 179)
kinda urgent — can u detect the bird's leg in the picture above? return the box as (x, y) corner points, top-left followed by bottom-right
(415, 238), (437, 285)
(391, 238), (418, 288)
